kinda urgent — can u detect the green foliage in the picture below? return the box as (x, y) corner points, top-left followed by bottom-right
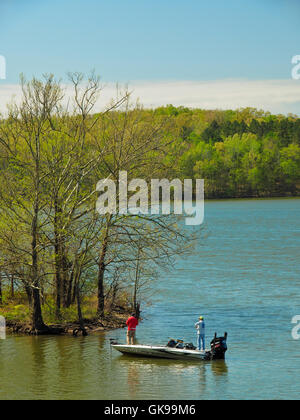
(161, 106), (300, 197)
(42, 297), (80, 324)
(0, 303), (30, 322)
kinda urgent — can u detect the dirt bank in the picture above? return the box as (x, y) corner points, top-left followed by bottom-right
(6, 308), (131, 336)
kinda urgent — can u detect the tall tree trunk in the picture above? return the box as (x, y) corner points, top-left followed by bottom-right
(62, 251), (69, 308)
(31, 203), (47, 331)
(10, 275), (14, 298)
(54, 198), (63, 317)
(66, 265), (74, 308)
(31, 136), (47, 332)
(110, 281), (119, 311)
(135, 303), (141, 320)
(97, 259), (106, 318)
(76, 281), (87, 336)
(133, 243), (141, 312)
(0, 275), (2, 305)
(54, 248), (62, 317)
(71, 277), (77, 305)
(97, 221), (110, 318)
(24, 282), (33, 306)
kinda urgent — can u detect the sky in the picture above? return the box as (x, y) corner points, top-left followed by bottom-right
(0, 0), (300, 114)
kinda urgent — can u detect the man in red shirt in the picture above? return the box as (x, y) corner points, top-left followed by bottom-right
(126, 313), (139, 345)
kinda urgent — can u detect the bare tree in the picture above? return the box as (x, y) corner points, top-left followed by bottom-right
(0, 74), (63, 332)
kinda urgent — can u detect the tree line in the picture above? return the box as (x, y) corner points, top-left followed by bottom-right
(155, 105), (300, 198)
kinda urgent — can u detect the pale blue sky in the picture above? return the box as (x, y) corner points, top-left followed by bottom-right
(0, 0), (300, 114)
(1, 0), (300, 82)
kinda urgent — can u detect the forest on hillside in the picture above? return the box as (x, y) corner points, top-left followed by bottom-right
(155, 105), (300, 198)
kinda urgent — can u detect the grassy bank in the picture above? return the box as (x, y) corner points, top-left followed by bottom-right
(0, 290), (131, 335)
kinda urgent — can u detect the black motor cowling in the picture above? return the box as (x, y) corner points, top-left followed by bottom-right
(210, 332), (228, 360)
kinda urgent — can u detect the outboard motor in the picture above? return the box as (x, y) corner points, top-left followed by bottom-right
(210, 332), (228, 360)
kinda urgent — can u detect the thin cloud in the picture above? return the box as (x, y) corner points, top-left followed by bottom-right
(0, 79), (300, 116)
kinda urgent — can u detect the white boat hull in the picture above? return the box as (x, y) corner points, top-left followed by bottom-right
(112, 344), (210, 361)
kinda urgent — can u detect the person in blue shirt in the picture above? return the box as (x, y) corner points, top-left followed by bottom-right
(195, 316), (205, 351)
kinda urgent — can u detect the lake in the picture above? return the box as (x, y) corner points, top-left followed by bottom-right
(0, 198), (299, 400)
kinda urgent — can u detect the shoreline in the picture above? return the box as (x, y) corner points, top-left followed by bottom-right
(5, 309), (131, 337)
(202, 194), (300, 201)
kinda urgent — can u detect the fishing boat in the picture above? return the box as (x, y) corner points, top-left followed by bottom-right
(111, 332), (227, 361)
